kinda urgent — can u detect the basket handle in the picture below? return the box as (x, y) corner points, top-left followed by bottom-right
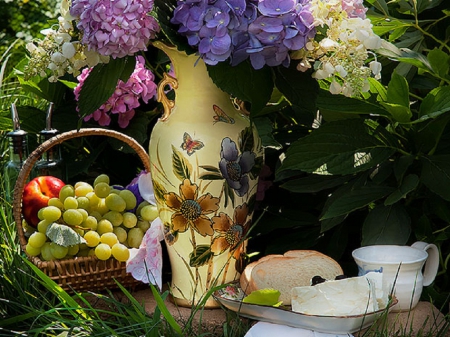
(13, 128), (151, 255)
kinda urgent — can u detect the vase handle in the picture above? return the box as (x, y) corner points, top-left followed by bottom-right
(157, 72), (178, 121)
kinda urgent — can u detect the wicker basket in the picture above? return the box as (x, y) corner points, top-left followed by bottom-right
(13, 128), (150, 292)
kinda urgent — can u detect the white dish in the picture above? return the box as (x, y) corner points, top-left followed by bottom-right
(213, 283), (397, 334)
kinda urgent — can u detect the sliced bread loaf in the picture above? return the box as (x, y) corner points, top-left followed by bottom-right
(240, 250), (343, 305)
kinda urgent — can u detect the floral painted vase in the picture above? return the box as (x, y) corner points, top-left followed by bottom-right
(148, 41), (263, 308)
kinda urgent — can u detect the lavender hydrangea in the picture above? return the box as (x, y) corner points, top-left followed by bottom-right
(74, 56), (157, 128)
(171, 0), (316, 69)
(70, 0), (160, 58)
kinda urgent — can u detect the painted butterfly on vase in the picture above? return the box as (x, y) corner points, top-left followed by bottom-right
(213, 105), (235, 124)
(181, 132), (204, 156)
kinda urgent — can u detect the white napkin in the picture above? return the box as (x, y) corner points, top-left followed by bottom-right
(244, 322), (353, 337)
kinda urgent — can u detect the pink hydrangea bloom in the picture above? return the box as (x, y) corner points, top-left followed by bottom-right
(74, 55), (157, 128)
(70, 0), (160, 58)
(342, 0), (367, 19)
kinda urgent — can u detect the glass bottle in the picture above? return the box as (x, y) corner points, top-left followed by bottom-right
(4, 103), (29, 202)
(34, 102), (65, 180)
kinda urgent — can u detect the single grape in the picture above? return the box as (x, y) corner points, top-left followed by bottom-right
(119, 189), (137, 210)
(59, 184), (75, 203)
(100, 232), (119, 247)
(87, 192), (101, 207)
(41, 206), (62, 222)
(67, 244), (80, 256)
(90, 211), (103, 222)
(81, 215), (98, 230)
(94, 182), (111, 199)
(63, 209), (84, 226)
(105, 193), (126, 212)
(37, 219), (52, 233)
(111, 243), (130, 262)
(40, 242), (54, 261)
(137, 220), (150, 232)
(77, 247), (90, 257)
(113, 227), (127, 243)
(28, 232), (47, 248)
(136, 201), (150, 215)
(127, 227), (144, 248)
(88, 248), (96, 257)
(50, 242), (69, 259)
(63, 196), (78, 210)
(140, 204), (159, 222)
(84, 230), (101, 247)
(95, 198), (109, 215)
(77, 196), (90, 211)
(48, 197), (64, 209)
(75, 182), (94, 197)
(77, 208), (89, 222)
(110, 188), (121, 195)
(97, 219), (113, 235)
(94, 174), (110, 186)
(26, 243), (41, 257)
(37, 208), (45, 221)
(122, 212), (138, 229)
(103, 210), (123, 227)
(95, 243), (112, 260)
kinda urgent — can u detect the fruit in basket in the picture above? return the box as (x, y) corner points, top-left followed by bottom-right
(22, 176), (65, 227)
(25, 173), (159, 263)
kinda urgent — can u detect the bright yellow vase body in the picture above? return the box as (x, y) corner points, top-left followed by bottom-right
(149, 41), (263, 307)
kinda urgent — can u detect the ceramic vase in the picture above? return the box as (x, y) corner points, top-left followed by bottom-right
(148, 41), (263, 308)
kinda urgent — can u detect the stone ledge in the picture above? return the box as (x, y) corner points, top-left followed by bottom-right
(131, 286), (449, 336)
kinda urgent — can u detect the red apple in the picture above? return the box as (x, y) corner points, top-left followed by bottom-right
(22, 176), (65, 227)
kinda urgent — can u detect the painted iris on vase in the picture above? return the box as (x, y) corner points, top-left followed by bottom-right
(219, 137), (256, 197)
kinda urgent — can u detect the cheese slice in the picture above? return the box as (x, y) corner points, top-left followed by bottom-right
(291, 272), (386, 316)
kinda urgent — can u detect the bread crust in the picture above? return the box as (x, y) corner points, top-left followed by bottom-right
(239, 250), (343, 305)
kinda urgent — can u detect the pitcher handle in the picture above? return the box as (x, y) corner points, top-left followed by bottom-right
(411, 241), (439, 286)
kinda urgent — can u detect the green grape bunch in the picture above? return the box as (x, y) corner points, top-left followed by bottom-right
(25, 174), (160, 263)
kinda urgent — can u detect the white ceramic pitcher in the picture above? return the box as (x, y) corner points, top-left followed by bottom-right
(352, 242), (439, 311)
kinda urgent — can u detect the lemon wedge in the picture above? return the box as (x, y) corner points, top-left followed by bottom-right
(242, 288), (283, 307)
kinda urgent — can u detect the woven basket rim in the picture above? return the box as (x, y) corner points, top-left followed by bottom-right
(13, 128), (150, 269)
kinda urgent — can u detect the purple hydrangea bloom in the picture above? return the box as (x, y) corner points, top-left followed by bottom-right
(171, 0), (316, 69)
(70, 0), (160, 58)
(219, 137), (255, 197)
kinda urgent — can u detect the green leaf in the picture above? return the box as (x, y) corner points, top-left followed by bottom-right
(361, 204), (411, 245)
(46, 223), (86, 247)
(316, 89), (389, 116)
(253, 117), (282, 149)
(420, 155), (450, 201)
(199, 173), (223, 180)
(369, 78), (387, 102)
(428, 48), (450, 78)
(320, 184), (395, 220)
(207, 60), (273, 114)
(274, 63), (318, 115)
(393, 155), (415, 182)
(171, 145), (192, 181)
(379, 102), (412, 123)
(189, 245), (213, 267)
(277, 119), (397, 176)
(377, 42), (433, 73)
(418, 86), (450, 120)
(386, 72), (410, 108)
(77, 57), (136, 118)
(384, 174), (419, 206)
(280, 174), (352, 193)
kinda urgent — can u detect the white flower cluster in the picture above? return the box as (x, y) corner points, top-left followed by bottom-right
(25, 0), (109, 82)
(293, 0), (382, 97)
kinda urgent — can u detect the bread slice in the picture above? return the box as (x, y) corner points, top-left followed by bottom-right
(240, 250), (343, 305)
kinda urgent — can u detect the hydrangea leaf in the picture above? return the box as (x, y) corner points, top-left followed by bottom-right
(77, 56), (136, 119)
(207, 61), (273, 115)
(277, 119), (398, 176)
